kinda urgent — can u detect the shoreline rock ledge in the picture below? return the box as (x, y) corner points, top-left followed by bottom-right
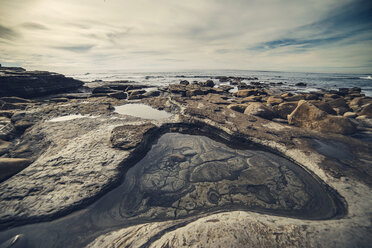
(0, 67), (84, 98)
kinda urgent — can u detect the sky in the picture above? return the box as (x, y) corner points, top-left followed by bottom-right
(0, 0), (371, 74)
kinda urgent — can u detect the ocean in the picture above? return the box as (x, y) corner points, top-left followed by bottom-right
(67, 70), (372, 96)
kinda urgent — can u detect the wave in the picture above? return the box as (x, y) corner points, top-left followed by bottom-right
(360, 76), (372, 80)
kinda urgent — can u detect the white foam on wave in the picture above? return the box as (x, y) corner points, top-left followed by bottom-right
(360, 76), (372, 80)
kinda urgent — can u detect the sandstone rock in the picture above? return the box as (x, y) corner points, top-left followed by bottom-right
(333, 107), (350, 116)
(0, 158), (31, 182)
(92, 86), (116, 94)
(0, 97), (33, 103)
(0, 101), (28, 110)
(327, 98), (349, 109)
(284, 94), (305, 102)
(49, 97), (69, 103)
(266, 96), (283, 105)
(343, 112), (357, 118)
(0, 110), (15, 118)
(200, 80), (215, 87)
(280, 92), (293, 98)
(110, 123), (157, 150)
(168, 84), (186, 95)
(359, 103), (372, 117)
(127, 90), (146, 100)
(0, 139), (10, 155)
(323, 94), (340, 99)
(288, 100), (356, 135)
(227, 104), (248, 113)
(0, 117), (15, 140)
(312, 101), (337, 115)
(0, 69), (83, 98)
(218, 85), (234, 92)
(348, 97), (372, 112)
(244, 102), (276, 120)
(273, 102), (298, 119)
(236, 89), (259, 97)
(107, 91), (127, 100)
(241, 95), (262, 103)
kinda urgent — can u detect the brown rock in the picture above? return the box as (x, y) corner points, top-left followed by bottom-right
(108, 91), (127, 100)
(273, 102), (298, 119)
(110, 123), (157, 150)
(168, 84), (186, 94)
(244, 102), (276, 120)
(343, 112), (357, 118)
(283, 94), (305, 102)
(236, 89), (259, 97)
(327, 98), (349, 108)
(266, 96), (283, 105)
(0, 97), (33, 104)
(227, 104), (248, 113)
(359, 103), (372, 117)
(241, 96), (262, 103)
(312, 101), (336, 115)
(288, 100), (356, 135)
(280, 92), (293, 98)
(0, 158), (31, 182)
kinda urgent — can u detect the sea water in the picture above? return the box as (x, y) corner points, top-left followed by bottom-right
(67, 70), (372, 96)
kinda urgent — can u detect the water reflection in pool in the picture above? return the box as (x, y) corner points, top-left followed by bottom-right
(114, 104), (172, 120)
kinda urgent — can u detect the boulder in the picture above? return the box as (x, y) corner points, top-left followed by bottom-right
(0, 68), (83, 98)
(266, 96), (283, 105)
(244, 102), (276, 120)
(200, 80), (215, 88)
(236, 89), (259, 97)
(359, 103), (372, 117)
(312, 101), (336, 115)
(227, 104), (248, 113)
(288, 100), (356, 135)
(327, 98), (349, 109)
(0, 158), (31, 182)
(179, 80), (189, 85)
(273, 102), (298, 119)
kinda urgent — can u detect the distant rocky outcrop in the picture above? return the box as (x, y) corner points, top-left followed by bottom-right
(0, 67), (84, 98)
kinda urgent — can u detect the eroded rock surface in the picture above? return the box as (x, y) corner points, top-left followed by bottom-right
(0, 76), (371, 248)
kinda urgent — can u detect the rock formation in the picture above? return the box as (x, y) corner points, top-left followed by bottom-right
(0, 67), (83, 98)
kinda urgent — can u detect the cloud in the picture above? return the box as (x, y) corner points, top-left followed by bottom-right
(21, 22), (49, 30)
(0, 0), (371, 73)
(52, 45), (95, 53)
(251, 0), (372, 53)
(0, 24), (18, 40)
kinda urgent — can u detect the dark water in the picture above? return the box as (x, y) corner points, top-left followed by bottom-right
(0, 133), (345, 248)
(69, 70), (372, 96)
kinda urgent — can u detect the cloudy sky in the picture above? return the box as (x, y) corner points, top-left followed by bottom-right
(0, 0), (371, 73)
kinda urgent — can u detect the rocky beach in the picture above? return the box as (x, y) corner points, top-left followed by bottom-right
(0, 66), (371, 247)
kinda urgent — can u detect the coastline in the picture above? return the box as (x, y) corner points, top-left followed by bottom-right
(0, 67), (371, 247)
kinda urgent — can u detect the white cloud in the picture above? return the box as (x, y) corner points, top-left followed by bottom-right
(0, 0), (370, 73)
